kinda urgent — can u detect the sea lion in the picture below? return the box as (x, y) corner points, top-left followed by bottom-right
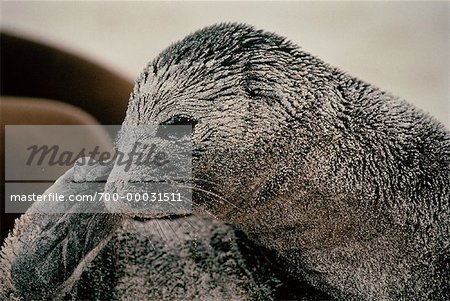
(110, 23), (450, 299)
(1, 23), (449, 300)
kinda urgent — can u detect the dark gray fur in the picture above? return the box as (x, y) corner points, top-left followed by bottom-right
(123, 23), (450, 299)
(1, 23), (449, 300)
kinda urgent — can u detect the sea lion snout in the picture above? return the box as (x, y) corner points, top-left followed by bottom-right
(102, 124), (193, 218)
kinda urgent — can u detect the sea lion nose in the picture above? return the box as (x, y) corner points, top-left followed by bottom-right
(103, 125), (192, 217)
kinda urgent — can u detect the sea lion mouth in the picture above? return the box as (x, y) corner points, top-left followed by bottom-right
(131, 213), (192, 222)
(104, 178), (194, 218)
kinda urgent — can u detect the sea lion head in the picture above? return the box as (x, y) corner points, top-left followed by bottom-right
(107, 23), (314, 224)
(104, 23), (408, 252)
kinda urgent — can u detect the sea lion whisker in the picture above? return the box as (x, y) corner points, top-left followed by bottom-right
(191, 203), (220, 220)
(164, 214), (196, 233)
(175, 184), (243, 213)
(177, 192), (222, 220)
(154, 219), (170, 243)
(172, 178), (255, 215)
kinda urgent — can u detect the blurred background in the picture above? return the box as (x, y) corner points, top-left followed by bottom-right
(1, 1), (449, 125)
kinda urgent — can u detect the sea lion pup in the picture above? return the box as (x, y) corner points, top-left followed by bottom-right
(109, 23), (449, 299)
(1, 23), (449, 300)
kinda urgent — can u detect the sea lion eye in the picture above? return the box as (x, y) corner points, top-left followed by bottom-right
(156, 115), (197, 141)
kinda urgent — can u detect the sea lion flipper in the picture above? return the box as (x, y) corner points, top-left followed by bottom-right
(0, 159), (122, 300)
